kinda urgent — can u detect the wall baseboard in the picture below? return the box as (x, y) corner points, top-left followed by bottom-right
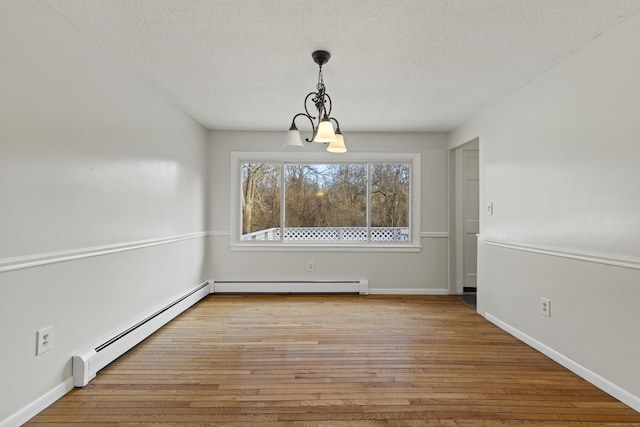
(212, 280), (368, 295)
(0, 378), (74, 427)
(369, 288), (450, 295)
(485, 313), (640, 413)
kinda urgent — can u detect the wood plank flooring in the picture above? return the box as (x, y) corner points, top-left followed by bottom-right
(26, 295), (640, 426)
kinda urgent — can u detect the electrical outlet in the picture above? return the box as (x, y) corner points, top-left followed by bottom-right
(36, 326), (54, 355)
(540, 297), (551, 318)
(307, 260), (314, 272)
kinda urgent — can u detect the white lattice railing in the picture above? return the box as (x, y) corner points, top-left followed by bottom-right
(242, 227), (410, 242)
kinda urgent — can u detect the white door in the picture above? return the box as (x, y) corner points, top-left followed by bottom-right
(463, 149), (479, 289)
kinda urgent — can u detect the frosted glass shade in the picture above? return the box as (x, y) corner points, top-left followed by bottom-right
(326, 132), (347, 153)
(284, 129), (304, 147)
(313, 117), (336, 143)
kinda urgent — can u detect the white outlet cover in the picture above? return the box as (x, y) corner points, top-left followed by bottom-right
(37, 326), (54, 355)
(540, 297), (551, 318)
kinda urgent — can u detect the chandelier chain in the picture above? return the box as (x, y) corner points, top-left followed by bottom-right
(317, 64), (325, 91)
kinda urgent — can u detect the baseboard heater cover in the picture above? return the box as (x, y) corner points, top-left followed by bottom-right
(212, 279), (369, 295)
(72, 281), (211, 387)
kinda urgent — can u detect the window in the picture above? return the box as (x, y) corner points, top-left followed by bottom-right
(231, 152), (420, 250)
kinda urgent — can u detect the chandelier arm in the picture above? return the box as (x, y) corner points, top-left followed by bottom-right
(329, 117), (341, 132)
(304, 92), (319, 119)
(323, 92), (332, 118)
(291, 112), (317, 143)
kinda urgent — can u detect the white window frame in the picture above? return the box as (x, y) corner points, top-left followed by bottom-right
(230, 151), (421, 252)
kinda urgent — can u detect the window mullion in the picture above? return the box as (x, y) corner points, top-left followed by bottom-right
(280, 161), (285, 243)
(408, 163), (412, 244)
(366, 162), (371, 243)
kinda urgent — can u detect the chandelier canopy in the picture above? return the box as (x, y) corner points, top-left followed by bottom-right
(284, 50), (347, 153)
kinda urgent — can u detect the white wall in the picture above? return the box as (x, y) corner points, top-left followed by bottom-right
(449, 12), (640, 408)
(207, 131), (449, 293)
(0, 1), (208, 423)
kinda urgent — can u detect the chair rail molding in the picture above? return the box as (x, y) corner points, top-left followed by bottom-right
(484, 238), (640, 270)
(0, 232), (208, 274)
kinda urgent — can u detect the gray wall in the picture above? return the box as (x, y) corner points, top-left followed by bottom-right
(0, 1), (208, 422)
(207, 131), (450, 293)
(449, 12), (640, 406)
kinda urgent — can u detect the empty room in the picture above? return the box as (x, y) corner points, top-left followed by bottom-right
(1, 1), (640, 426)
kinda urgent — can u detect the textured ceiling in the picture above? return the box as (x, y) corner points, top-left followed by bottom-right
(44, 0), (640, 132)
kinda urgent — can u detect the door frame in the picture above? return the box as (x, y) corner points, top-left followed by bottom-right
(449, 137), (480, 295)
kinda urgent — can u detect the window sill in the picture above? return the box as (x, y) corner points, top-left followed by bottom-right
(230, 243), (422, 253)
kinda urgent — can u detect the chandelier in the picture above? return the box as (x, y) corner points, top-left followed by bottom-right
(284, 50), (347, 153)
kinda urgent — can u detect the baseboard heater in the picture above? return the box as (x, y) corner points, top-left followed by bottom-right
(72, 281), (211, 387)
(211, 279), (368, 295)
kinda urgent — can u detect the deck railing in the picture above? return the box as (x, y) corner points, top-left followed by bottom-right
(242, 227), (409, 242)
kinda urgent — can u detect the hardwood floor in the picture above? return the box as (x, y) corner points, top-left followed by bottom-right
(26, 295), (640, 426)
